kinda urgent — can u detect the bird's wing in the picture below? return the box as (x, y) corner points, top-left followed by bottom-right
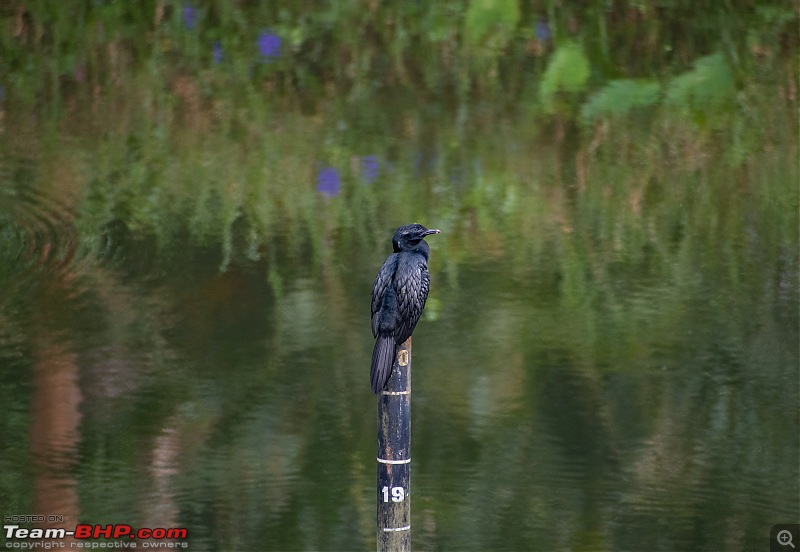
(394, 257), (430, 344)
(371, 255), (396, 337)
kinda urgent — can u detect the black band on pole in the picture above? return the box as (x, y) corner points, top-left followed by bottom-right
(377, 338), (411, 552)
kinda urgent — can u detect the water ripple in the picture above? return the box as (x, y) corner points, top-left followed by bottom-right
(0, 156), (81, 292)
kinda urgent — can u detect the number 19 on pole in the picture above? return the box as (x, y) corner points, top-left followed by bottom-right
(381, 486), (406, 503)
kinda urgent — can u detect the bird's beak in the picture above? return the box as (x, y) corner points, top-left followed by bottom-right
(423, 229), (441, 236)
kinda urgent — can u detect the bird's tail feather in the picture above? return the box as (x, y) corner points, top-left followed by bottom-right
(370, 335), (396, 394)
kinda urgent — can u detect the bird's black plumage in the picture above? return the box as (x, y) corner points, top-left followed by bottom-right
(370, 223), (440, 394)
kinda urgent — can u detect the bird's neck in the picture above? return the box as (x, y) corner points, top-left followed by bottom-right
(402, 242), (429, 259)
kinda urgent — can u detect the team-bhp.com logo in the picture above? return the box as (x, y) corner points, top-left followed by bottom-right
(4, 523), (189, 549)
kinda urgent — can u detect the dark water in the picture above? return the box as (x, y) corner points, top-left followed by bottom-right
(0, 139), (797, 552)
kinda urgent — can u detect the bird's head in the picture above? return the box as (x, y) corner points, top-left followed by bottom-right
(392, 223), (441, 252)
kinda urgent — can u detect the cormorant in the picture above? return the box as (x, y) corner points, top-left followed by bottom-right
(370, 223), (440, 394)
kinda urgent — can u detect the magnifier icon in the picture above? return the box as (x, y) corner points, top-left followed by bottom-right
(778, 530), (796, 548)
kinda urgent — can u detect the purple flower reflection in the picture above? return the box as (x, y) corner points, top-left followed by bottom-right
(257, 30), (281, 61)
(535, 20), (551, 42)
(183, 4), (197, 30)
(317, 167), (341, 198)
(212, 41), (223, 64)
(361, 156), (379, 183)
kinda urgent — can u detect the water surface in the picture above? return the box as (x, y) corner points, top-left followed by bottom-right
(0, 118), (797, 552)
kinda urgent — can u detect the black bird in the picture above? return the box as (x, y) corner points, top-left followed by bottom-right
(370, 223), (440, 394)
